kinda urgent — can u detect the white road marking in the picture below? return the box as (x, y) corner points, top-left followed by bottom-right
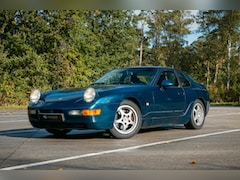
(0, 120), (28, 123)
(1, 129), (239, 170)
(207, 112), (240, 117)
(0, 114), (27, 117)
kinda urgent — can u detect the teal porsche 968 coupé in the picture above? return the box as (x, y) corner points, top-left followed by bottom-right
(28, 66), (210, 139)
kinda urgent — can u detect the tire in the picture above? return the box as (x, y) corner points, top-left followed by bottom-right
(46, 129), (71, 136)
(184, 99), (205, 129)
(109, 100), (142, 139)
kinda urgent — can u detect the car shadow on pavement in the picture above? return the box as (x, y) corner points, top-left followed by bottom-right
(0, 125), (186, 140)
(0, 128), (109, 139)
(139, 124), (185, 134)
(0, 128), (39, 138)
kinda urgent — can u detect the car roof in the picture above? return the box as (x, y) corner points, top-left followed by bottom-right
(120, 66), (175, 70)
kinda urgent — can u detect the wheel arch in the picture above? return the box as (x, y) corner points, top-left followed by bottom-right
(197, 97), (208, 116)
(125, 97), (142, 112)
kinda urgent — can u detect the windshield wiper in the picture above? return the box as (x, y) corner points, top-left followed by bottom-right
(91, 82), (106, 85)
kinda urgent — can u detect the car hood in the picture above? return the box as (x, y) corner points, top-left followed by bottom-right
(42, 88), (86, 103)
(42, 85), (143, 103)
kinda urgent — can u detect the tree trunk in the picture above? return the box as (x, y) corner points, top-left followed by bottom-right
(226, 39), (231, 90)
(214, 62), (219, 84)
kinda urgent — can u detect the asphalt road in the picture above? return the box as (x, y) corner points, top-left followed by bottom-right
(0, 106), (239, 170)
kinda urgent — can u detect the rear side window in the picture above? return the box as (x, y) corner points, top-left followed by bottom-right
(157, 70), (179, 87)
(177, 71), (191, 87)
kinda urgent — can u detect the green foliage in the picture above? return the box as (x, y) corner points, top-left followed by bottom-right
(0, 10), (140, 105)
(0, 10), (240, 106)
(192, 10), (240, 102)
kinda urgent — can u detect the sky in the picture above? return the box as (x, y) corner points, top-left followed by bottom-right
(185, 31), (201, 45)
(184, 10), (201, 45)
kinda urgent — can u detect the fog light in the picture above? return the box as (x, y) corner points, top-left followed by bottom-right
(81, 109), (101, 116)
(68, 110), (82, 116)
(28, 109), (36, 115)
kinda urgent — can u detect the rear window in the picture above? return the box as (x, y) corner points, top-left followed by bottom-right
(177, 71), (191, 87)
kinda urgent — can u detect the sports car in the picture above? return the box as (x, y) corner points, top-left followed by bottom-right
(28, 66), (210, 139)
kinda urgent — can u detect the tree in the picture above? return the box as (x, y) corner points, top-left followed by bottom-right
(146, 10), (193, 68)
(196, 10), (240, 102)
(0, 10), (239, 105)
(0, 10), (141, 105)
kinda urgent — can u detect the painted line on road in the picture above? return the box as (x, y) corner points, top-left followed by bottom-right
(0, 120), (28, 123)
(0, 114), (28, 117)
(207, 112), (240, 117)
(1, 129), (239, 170)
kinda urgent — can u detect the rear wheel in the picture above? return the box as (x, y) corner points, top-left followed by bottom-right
(109, 100), (142, 139)
(185, 99), (205, 129)
(46, 129), (71, 136)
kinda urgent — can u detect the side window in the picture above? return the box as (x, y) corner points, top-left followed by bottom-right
(178, 72), (191, 87)
(157, 71), (179, 86)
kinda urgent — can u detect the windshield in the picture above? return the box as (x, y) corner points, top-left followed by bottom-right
(94, 68), (157, 85)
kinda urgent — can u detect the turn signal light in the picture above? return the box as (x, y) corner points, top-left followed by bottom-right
(81, 109), (102, 116)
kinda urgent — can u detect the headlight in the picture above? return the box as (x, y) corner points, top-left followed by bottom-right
(30, 89), (41, 104)
(83, 87), (96, 102)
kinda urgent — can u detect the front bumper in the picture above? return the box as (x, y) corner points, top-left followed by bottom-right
(28, 103), (118, 130)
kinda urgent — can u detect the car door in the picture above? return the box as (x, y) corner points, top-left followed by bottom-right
(152, 70), (186, 124)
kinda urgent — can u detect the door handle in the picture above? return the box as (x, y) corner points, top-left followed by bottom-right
(177, 92), (185, 96)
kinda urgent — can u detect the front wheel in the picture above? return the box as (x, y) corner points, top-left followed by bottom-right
(109, 100), (142, 139)
(185, 100), (205, 129)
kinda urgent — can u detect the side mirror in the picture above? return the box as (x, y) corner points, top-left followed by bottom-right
(161, 80), (174, 88)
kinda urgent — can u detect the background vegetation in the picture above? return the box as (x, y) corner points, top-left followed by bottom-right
(0, 10), (240, 106)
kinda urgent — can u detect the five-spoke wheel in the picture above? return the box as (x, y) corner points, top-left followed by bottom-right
(185, 99), (205, 129)
(110, 100), (142, 139)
